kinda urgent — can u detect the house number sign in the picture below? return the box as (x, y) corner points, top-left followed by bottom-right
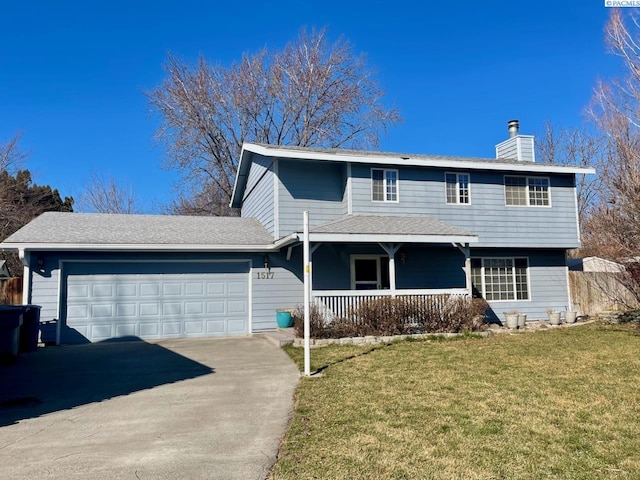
(256, 271), (275, 279)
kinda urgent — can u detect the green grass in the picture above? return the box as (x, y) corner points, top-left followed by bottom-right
(271, 323), (640, 479)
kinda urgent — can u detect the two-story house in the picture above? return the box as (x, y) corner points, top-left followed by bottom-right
(1, 121), (594, 344)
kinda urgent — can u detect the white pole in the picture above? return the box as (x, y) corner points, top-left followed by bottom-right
(303, 210), (311, 376)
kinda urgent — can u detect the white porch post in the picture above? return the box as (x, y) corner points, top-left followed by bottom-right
(303, 211), (311, 376)
(457, 243), (472, 296)
(379, 243), (401, 297)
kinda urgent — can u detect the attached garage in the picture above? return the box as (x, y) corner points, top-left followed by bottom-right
(0, 212), (304, 344)
(63, 262), (250, 342)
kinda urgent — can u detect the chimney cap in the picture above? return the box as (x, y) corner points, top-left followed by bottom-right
(507, 119), (519, 138)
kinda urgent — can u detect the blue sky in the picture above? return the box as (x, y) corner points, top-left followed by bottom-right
(0, 1), (619, 213)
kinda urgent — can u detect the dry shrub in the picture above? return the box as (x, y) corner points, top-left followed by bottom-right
(293, 296), (489, 339)
(292, 304), (329, 338)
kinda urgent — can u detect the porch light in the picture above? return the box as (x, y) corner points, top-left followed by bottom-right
(37, 256), (45, 272)
(263, 254), (270, 270)
(400, 252), (406, 265)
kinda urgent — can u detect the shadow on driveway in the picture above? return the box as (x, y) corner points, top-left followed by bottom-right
(0, 337), (214, 427)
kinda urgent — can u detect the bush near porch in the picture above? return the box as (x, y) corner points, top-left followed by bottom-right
(293, 296), (488, 338)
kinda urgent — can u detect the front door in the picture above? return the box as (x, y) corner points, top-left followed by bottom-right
(351, 256), (390, 290)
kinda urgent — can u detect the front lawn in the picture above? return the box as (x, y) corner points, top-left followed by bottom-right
(271, 323), (640, 479)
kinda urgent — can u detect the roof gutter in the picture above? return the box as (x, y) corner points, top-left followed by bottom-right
(0, 233), (301, 254)
(241, 143), (596, 175)
(307, 233), (478, 244)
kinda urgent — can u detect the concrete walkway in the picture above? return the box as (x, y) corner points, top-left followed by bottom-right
(0, 336), (300, 480)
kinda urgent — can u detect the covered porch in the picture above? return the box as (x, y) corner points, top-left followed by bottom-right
(300, 215), (478, 320)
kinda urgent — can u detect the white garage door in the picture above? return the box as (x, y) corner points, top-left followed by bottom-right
(64, 262), (249, 343)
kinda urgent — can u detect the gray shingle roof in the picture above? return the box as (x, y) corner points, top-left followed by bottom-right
(3, 212), (275, 246)
(310, 215), (475, 237)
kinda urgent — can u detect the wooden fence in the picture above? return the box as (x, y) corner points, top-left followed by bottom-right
(0, 277), (23, 305)
(569, 271), (639, 316)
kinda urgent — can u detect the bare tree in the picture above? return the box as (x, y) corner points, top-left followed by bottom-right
(147, 27), (402, 215)
(168, 185), (240, 217)
(592, 9), (640, 130)
(536, 121), (603, 224)
(583, 9), (640, 305)
(78, 172), (138, 214)
(587, 10), (640, 259)
(0, 132), (28, 174)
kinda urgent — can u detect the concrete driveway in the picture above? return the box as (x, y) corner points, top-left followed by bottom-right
(0, 336), (300, 480)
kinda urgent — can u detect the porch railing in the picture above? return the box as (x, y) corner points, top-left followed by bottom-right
(312, 289), (469, 321)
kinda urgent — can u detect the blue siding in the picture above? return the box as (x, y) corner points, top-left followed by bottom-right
(310, 245), (569, 322)
(277, 159), (347, 236)
(251, 250), (304, 331)
(471, 248), (570, 323)
(395, 246), (466, 289)
(28, 247), (570, 335)
(30, 256), (60, 323)
(349, 163), (579, 248)
(241, 155), (276, 236)
(311, 244), (466, 290)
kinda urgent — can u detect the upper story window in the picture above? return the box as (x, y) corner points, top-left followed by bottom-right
(504, 175), (550, 207)
(471, 257), (530, 301)
(445, 172), (470, 205)
(372, 168), (398, 202)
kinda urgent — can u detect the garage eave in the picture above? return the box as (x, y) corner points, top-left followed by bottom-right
(1, 239), (299, 253)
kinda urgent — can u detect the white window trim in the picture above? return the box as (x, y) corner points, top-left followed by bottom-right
(445, 171), (471, 205)
(504, 175), (551, 208)
(371, 168), (399, 203)
(350, 254), (389, 290)
(471, 257), (531, 302)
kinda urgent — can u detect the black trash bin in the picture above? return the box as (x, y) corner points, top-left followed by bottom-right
(0, 306), (24, 365)
(19, 305), (42, 353)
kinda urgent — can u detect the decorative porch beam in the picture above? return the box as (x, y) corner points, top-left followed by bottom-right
(379, 243), (402, 296)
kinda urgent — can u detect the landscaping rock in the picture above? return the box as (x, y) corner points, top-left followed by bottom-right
(287, 319), (596, 349)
